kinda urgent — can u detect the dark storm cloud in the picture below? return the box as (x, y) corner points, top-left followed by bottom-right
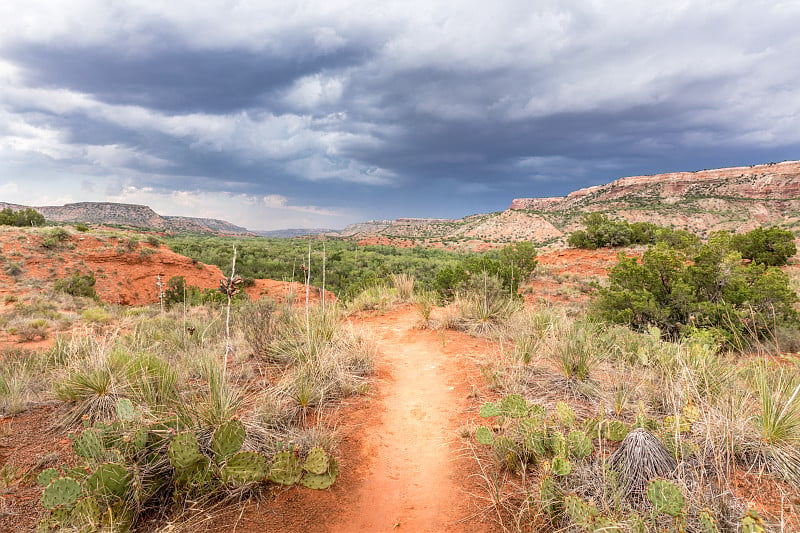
(1, 1), (799, 229)
(8, 41), (370, 114)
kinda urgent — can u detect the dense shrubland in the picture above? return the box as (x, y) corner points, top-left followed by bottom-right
(165, 236), (537, 302)
(0, 207), (46, 227)
(593, 230), (798, 347)
(567, 213), (700, 250)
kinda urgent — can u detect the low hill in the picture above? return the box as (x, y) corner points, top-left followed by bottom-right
(0, 201), (251, 235)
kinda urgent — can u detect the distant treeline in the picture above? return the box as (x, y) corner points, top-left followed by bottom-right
(164, 236), (537, 300)
(0, 207), (45, 227)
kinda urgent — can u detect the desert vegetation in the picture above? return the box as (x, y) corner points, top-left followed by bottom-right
(0, 221), (798, 531)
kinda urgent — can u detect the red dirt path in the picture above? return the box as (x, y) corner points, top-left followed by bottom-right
(194, 306), (494, 532)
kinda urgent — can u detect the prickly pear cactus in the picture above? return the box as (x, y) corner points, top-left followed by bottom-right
(492, 435), (516, 459)
(268, 450), (303, 485)
(168, 431), (204, 471)
(524, 430), (547, 457)
(741, 508), (766, 533)
(86, 462), (130, 499)
(500, 394), (528, 418)
(646, 478), (685, 518)
(583, 417), (601, 439)
(479, 402), (502, 418)
(115, 397), (136, 422)
(38, 468), (60, 488)
(699, 508), (720, 533)
(221, 451), (269, 484)
(566, 430), (593, 459)
(663, 415), (690, 434)
(475, 426), (494, 446)
(74, 495), (102, 525)
(605, 420), (630, 442)
(212, 418), (246, 461)
(564, 494), (597, 527)
(548, 430), (567, 456)
(300, 456), (339, 490)
(551, 455), (572, 476)
(303, 446), (330, 475)
(539, 474), (561, 515)
(42, 477), (82, 510)
(556, 401), (576, 427)
(72, 428), (104, 461)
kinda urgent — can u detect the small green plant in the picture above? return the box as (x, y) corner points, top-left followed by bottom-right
(54, 271), (97, 299)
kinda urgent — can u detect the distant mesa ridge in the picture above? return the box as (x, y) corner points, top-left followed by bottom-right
(0, 201), (250, 235)
(509, 160), (800, 211)
(334, 160), (800, 245)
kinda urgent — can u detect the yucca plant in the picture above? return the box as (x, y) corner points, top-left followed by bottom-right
(548, 321), (604, 382)
(751, 363), (800, 446)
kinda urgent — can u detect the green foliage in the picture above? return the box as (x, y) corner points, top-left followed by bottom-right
(568, 212), (700, 250)
(54, 271), (97, 299)
(646, 478), (685, 517)
(732, 226), (796, 266)
(593, 234), (798, 346)
(0, 207), (45, 227)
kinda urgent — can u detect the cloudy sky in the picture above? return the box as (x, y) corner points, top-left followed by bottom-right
(1, 1), (799, 230)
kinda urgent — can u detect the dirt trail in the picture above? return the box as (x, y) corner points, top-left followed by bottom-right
(329, 307), (488, 532)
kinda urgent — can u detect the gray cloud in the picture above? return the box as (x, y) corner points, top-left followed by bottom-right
(1, 1), (799, 229)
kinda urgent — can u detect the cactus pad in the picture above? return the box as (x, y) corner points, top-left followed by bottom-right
(74, 496), (102, 525)
(539, 475), (561, 515)
(500, 394), (528, 418)
(556, 401), (576, 427)
(37, 468), (60, 488)
(222, 451), (269, 484)
(564, 494), (597, 527)
(303, 447), (330, 475)
(299, 456), (339, 490)
(479, 402), (501, 418)
(72, 428), (104, 461)
(566, 430), (593, 459)
(524, 430), (548, 457)
(115, 397), (135, 422)
(212, 419), (246, 461)
(605, 420), (630, 442)
(475, 426), (494, 446)
(551, 455), (572, 476)
(268, 450), (303, 485)
(86, 463), (130, 499)
(168, 431), (204, 471)
(492, 435), (516, 458)
(42, 477), (82, 510)
(741, 509), (765, 533)
(699, 508), (720, 533)
(646, 478), (685, 517)
(548, 430), (567, 456)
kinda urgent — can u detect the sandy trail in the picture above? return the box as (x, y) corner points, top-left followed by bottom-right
(329, 307), (485, 532)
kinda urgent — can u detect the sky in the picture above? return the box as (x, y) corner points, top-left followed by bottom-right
(1, 1), (799, 231)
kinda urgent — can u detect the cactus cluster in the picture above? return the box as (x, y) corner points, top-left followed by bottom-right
(476, 395), (602, 476)
(646, 478), (685, 517)
(39, 398), (340, 531)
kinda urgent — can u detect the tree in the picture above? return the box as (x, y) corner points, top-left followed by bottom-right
(732, 226), (797, 266)
(593, 234), (798, 347)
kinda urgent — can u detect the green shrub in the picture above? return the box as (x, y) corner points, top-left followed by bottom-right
(568, 212), (700, 250)
(593, 234), (798, 346)
(0, 207), (45, 226)
(732, 226), (796, 266)
(74, 223), (90, 232)
(81, 307), (111, 325)
(54, 272), (97, 298)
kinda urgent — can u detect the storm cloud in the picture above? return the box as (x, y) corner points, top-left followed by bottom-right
(1, 1), (798, 229)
